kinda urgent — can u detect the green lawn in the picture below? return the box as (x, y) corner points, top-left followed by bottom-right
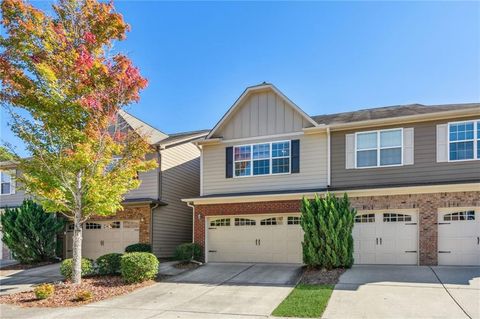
(271, 284), (334, 318)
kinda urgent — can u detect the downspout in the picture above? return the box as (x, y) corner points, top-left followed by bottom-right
(327, 127), (331, 187)
(151, 145), (162, 247)
(187, 202), (195, 243)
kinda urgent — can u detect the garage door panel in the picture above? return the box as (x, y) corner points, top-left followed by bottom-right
(207, 215), (302, 264)
(438, 209), (479, 266)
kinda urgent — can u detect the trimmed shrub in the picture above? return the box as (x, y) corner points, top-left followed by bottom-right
(120, 252), (159, 283)
(174, 243), (201, 261)
(34, 283), (54, 300)
(301, 193), (356, 269)
(96, 253), (123, 275)
(76, 290), (93, 301)
(0, 200), (64, 264)
(125, 243), (152, 253)
(60, 258), (94, 279)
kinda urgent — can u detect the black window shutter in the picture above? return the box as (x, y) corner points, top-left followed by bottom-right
(291, 139), (300, 173)
(226, 147), (233, 178)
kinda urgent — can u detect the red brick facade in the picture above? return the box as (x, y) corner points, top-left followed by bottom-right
(194, 191), (480, 265)
(93, 204), (152, 243)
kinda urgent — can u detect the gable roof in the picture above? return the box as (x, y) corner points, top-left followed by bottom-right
(118, 110), (169, 145)
(312, 103), (480, 125)
(206, 83), (319, 139)
(156, 129), (209, 148)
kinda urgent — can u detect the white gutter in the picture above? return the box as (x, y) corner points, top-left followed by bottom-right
(187, 201), (195, 243)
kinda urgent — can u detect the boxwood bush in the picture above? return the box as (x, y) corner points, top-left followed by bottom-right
(96, 253), (123, 275)
(120, 252), (159, 283)
(125, 243), (152, 253)
(174, 243), (201, 261)
(60, 258), (94, 279)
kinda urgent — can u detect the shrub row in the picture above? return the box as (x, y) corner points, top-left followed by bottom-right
(60, 251), (158, 283)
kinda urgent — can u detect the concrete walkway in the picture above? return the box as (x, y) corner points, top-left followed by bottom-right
(0, 263), (302, 319)
(0, 263), (63, 296)
(323, 265), (480, 319)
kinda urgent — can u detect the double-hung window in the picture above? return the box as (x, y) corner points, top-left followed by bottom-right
(356, 128), (403, 168)
(448, 120), (479, 161)
(0, 171), (12, 195)
(234, 141), (290, 177)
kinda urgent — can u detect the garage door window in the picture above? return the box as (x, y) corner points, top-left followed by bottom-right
(210, 218), (230, 226)
(86, 222), (102, 229)
(260, 217), (283, 225)
(234, 218), (256, 226)
(105, 221), (121, 229)
(383, 213), (412, 222)
(443, 211), (475, 221)
(355, 214), (375, 223)
(287, 216), (301, 225)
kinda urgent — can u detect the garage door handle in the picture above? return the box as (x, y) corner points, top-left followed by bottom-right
(477, 237), (479, 245)
(208, 250), (217, 253)
(376, 238), (378, 245)
(380, 238), (382, 245)
(437, 222), (450, 225)
(438, 251), (451, 253)
(405, 251), (417, 253)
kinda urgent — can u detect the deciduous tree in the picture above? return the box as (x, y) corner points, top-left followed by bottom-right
(0, 0), (156, 283)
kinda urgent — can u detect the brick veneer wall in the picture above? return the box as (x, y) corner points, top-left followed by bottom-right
(92, 205), (151, 243)
(194, 191), (480, 265)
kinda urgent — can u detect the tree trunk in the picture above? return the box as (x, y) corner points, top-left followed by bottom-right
(72, 171), (83, 285)
(72, 212), (82, 284)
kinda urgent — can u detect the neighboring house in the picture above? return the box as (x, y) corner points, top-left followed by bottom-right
(0, 110), (208, 260)
(183, 83), (480, 266)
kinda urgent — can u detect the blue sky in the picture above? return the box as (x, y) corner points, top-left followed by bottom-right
(1, 1), (479, 156)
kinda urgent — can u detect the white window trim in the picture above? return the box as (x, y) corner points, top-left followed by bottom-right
(447, 119), (480, 162)
(0, 171), (13, 196)
(233, 140), (292, 178)
(354, 128), (404, 169)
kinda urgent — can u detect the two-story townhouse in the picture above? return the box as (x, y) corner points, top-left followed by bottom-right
(0, 110), (208, 261)
(183, 83), (480, 266)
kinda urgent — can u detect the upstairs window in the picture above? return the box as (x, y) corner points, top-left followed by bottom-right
(234, 141), (290, 177)
(356, 129), (403, 168)
(449, 120), (479, 161)
(0, 171), (12, 195)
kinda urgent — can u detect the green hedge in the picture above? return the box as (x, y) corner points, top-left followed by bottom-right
(120, 252), (159, 283)
(60, 258), (94, 279)
(174, 243), (201, 261)
(125, 243), (152, 253)
(96, 253), (123, 275)
(301, 193), (356, 269)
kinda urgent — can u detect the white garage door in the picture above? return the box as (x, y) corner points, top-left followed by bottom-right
(67, 220), (140, 259)
(353, 211), (418, 265)
(438, 208), (480, 266)
(207, 214), (303, 263)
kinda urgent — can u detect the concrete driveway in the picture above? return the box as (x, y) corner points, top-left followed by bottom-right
(0, 263), (63, 296)
(323, 265), (480, 319)
(0, 262), (302, 319)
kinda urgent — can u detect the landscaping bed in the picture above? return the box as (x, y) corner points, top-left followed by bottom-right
(0, 276), (155, 307)
(301, 267), (346, 285)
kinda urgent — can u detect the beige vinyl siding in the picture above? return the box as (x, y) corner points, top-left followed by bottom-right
(152, 143), (200, 257)
(124, 152), (159, 200)
(217, 91), (311, 140)
(331, 116), (480, 188)
(0, 169), (29, 208)
(202, 132), (328, 196)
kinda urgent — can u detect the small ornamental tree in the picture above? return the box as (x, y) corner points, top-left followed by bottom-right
(300, 193), (356, 269)
(0, 0), (156, 283)
(0, 200), (64, 264)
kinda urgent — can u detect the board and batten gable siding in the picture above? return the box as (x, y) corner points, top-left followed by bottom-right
(0, 169), (28, 208)
(214, 90), (313, 140)
(152, 142), (200, 257)
(202, 132), (328, 196)
(124, 152), (159, 200)
(331, 116), (480, 188)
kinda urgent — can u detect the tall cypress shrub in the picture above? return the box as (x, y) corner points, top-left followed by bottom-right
(1, 200), (64, 264)
(300, 193), (356, 269)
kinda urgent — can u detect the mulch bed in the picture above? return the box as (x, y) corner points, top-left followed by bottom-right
(173, 261), (199, 270)
(0, 276), (155, 307)
(300, 267), (346, 285)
